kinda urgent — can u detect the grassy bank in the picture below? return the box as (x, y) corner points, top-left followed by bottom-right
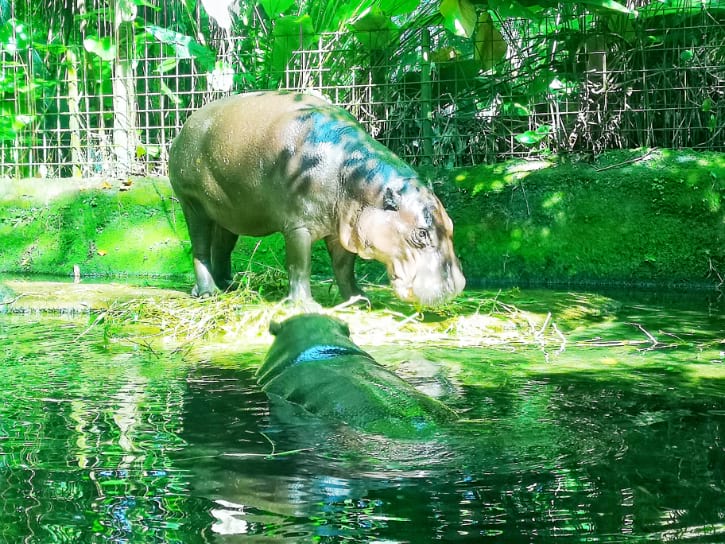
(441, 149), (724, 289)
(0, 149), (723, 291)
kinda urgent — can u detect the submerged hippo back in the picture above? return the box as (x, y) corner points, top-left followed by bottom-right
(257, 314), (457, 438)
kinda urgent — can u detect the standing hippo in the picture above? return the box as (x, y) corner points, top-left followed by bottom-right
(257, 313), (458, 438)
(168, 91), (465, 306)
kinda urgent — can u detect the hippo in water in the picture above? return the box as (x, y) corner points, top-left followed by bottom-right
(257, 313), (458, 438)
(168, 91), (465, 306)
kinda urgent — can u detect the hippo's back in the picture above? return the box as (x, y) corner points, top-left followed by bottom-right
(169, 91), (334, 186)
(168, 91), (353, 237)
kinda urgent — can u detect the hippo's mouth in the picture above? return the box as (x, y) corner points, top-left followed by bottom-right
(389, 268), (459, 307)
(388, 272), (417, 303)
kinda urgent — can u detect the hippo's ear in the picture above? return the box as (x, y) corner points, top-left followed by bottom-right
(382, 187), (399, 212)
(269, 321), (282, 336)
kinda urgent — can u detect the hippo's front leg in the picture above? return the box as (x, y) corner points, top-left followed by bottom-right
(324, 236), (365, 301)
(284, 227), (314, 302)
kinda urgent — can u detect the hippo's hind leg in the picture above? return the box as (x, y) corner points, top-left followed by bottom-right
(324, 236), (365, 301)
(210, 224), (238, 292)
(179, 201), (219, 297)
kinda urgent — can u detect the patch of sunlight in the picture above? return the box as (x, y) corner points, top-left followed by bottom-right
(540, 226), (551, 238)
(96, 224), (179, 261)
(703, 188), (721, 212)
(675, 153), (698, 164)
(542, 191), (564, 209)
(509, 228), (523, 250)
(503, 170), (530, 185)
(469, 176), (507, 195)
(505, 160), (552, 173)
(686, 171), (701, 187)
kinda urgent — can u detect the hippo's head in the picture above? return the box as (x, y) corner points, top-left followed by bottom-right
(258, 314), (364, 386)
(339, 180), (465, 307)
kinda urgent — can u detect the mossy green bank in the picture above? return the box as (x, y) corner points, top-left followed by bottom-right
(440, 149), (724, 289)
(1, 149), (723, 291)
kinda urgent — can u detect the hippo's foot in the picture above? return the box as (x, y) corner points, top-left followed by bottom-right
(282, 296), (323, 313)
(191, 284), (220, 299)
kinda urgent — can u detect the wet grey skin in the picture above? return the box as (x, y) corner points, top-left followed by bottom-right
(256, 313), (458, 439)
(168, 91), (465, 306)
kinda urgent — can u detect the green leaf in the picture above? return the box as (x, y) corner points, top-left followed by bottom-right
(83, 36), (116, 61)
(702, 98), (713, 112)
(380, 0), (420, 16)
(440, 0), (477, 38)
(351, 8), (399, 49)
(680, 49), (694, 62)
(270, 15), (316, 73)
(156, 57), (179, 73)
(0, 110), (34, 142)
(259, 0), (295, 18)
(502, 102), (530, 116)
(159, 81), (181, 105)
(0, 19), (32, 54)
(515, 125), (551, 146)
(144, 25), (216, 70)
(577, 0), (633, 15)
(707, 114), (717, 133)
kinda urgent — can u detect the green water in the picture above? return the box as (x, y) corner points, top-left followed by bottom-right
(1, 289), (723, 543)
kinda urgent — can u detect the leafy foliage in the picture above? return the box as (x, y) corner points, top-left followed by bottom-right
(0, 0), (723, 175)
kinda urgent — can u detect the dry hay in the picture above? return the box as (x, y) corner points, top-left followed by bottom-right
(94, 283), (567, 353)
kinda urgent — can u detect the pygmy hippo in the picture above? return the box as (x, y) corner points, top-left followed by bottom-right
(168, 91), (465, 306)
(256, 313), (458, 438)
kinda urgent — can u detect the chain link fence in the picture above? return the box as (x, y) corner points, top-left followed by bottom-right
(1, 2), (723, 179)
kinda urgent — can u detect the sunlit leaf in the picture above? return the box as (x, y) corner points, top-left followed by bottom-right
(0, 111), (34, 141)
(680, 49), (694, 62)
(83, 36), (116, 61)
(577, 0), (633, 15)
(115, 0), (137, 24)
(515, 125), (551, 145)
(440, 0), (477, 38)
(351, 8), (399, 50)
(208, 61), (235, 92)
(503, 102), (530, 116)
(380, 0), (420, 16)
(258, 0), (295, 18)
(159, 81), (181, 105)
(473, 11), (506, 71)
(156, 57), (178, 73)
(144, 25), (216, 70)
(0, 19), (31, 54)
(270, 15), (316, 73)
(707, 114), (717, 133)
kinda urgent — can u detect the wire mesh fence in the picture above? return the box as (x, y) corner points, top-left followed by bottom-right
(1, 1), (723, 179)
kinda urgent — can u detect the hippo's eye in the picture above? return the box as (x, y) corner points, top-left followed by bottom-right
(412, 228), (430, 248)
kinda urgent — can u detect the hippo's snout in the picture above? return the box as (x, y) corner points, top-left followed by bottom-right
(389, 247), (465, 307)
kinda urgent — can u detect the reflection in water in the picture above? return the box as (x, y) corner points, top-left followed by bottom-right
(0, 290), (724, 542)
